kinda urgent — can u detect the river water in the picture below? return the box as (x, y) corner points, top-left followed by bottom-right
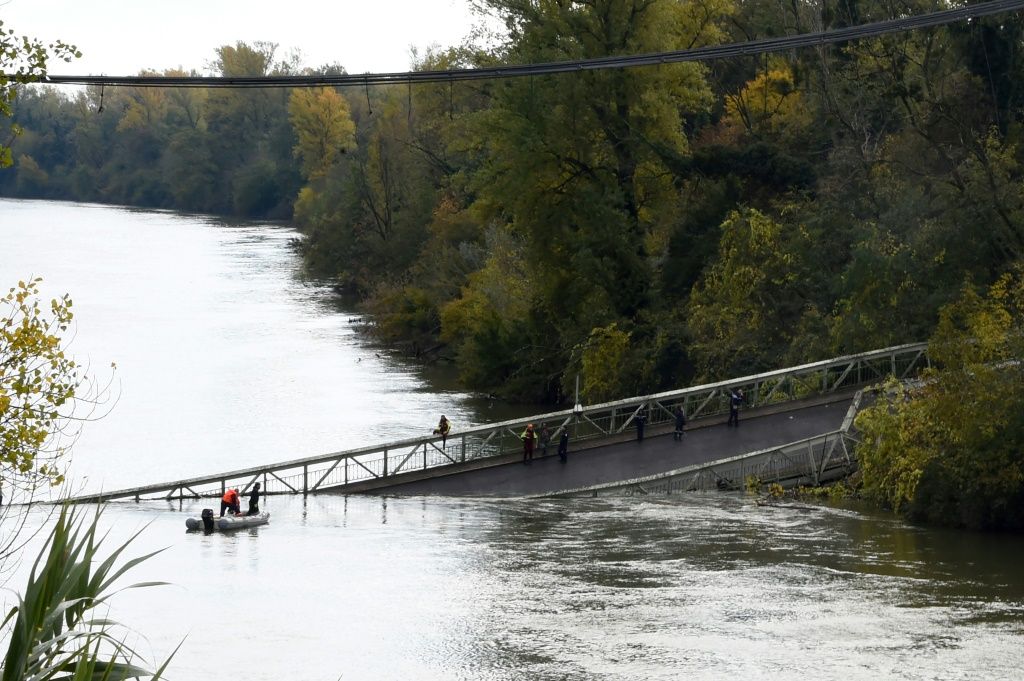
(2, 199), (1023, 680)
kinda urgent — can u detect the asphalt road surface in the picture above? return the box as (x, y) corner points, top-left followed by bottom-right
(374, 398), (853, 496)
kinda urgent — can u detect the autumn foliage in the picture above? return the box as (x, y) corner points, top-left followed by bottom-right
(855, 267), (1024, 529)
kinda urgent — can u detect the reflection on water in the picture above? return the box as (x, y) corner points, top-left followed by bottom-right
(8, 494), (1021, 681)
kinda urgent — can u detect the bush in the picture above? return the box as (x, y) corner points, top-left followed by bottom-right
(854, 266), (1024, 530)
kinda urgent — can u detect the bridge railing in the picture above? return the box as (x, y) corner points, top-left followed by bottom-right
(72, 342), (927, 503)
(545, 430), (862, 497)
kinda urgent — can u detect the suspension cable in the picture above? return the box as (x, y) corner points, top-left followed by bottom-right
(41, 0), (1024, 89)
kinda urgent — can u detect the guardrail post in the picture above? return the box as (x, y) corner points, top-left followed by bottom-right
(461, 436), (466, 463)
(610, 408), (616, 433)
(806, 443), (818, 486)
(344, 458), (349, 484)
(424, 444), (428, 470)
(303, 465), (308, 495)
(383, 449), (388, 477)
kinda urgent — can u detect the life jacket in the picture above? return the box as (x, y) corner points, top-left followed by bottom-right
(222, 489), (239, 504)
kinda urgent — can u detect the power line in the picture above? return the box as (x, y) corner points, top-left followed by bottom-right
(42, 0), (1024, 89)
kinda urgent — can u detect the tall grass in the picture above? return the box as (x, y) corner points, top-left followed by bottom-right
(1, 506), (175, 680)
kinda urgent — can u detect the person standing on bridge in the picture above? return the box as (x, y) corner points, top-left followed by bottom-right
(727, 388), (745, 426)
(220, 488), (241, 517)
(673, 406), (686, 440)
(521, 423), (537, 464)
(635, 408), (646, 442)
(539, 423), (551, 458)
(434, 415), (451, 449)
(558, 428), (569, 463)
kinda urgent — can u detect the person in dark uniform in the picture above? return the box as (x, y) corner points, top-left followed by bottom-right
(558, 429), (569, 463)
(673, 406), (686, 441)
(246, 482), (261, 516)
(727, 388), (744, 426)
(635, 409), (646, 442)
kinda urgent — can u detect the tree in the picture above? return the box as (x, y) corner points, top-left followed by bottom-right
(0, 20), (79, 167)
(450, 0), (730, 398)
(288, 87), (355, 181)
(687, 207), (821, 379)
(204, 42), (299, 217)
(1, 279), (113, 567)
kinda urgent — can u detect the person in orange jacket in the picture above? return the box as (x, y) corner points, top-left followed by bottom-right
(220, 488), (240, 517)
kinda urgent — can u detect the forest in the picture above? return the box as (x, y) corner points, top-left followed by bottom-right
(4, 0), (1024, 406)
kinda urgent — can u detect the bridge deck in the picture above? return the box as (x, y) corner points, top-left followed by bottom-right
(367, 397), (852, 496)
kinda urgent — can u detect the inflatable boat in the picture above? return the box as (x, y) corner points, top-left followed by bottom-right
(186, 510), (270, 532)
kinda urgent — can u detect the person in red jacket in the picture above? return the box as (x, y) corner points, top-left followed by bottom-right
(220, 488), (240, 517)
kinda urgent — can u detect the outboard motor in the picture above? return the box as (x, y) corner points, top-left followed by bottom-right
(201, 508), (215, 534)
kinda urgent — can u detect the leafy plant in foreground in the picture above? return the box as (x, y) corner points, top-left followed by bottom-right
(1, 505), (175, 680)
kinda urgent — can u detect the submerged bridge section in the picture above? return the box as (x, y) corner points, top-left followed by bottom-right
(67, 343), (927, 504)
(539, 392), (865, 499)
(370, 394), (859, 496)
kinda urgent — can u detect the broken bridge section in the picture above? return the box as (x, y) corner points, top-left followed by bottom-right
(67, 343), (925, 503)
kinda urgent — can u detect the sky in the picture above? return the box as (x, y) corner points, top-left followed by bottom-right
(2, 0), (490, 76)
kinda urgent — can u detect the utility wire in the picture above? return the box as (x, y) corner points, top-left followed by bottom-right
(42, 0), (1024, 89)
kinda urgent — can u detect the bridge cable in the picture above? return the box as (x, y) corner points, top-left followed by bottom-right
(41, 0), (1024, 89)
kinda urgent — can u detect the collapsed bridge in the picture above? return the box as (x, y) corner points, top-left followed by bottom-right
(66, 343), (927, 503)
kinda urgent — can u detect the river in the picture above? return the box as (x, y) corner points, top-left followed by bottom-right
(2, 199), (1023, 680)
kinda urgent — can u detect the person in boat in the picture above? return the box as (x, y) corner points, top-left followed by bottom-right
(220, 488), (241, 517)
(246, 482), (261, 516)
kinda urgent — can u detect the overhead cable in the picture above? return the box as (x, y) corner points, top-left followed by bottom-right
(42, 0), (1024, 89)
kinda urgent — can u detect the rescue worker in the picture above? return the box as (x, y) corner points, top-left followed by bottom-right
(220, 487), (241, 517)
(246, 482), (261, 516)
(521, 423), (537, 464)
(433, 415), (452, 448)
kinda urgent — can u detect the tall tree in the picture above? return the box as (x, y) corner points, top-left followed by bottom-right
(288, 86), (355, 181)
(440, 0), (730, 398)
